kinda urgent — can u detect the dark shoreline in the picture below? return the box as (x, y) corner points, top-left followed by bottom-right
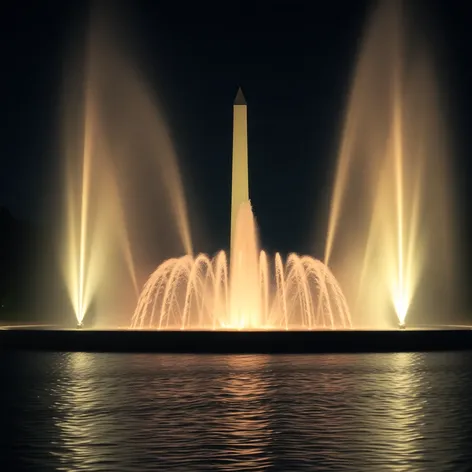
(1, 328), (472, 353)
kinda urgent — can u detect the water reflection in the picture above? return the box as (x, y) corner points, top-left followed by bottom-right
(51, 353), (127, 471)
(347, 353), (428, 471)
(2, 352), (472, 471)
(377, 354), (427, 467)
(348, 353), (472, 471)
(216, 356), (273, 471)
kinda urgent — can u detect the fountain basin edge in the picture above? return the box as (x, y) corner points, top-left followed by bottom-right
(1, 328), (472, 353)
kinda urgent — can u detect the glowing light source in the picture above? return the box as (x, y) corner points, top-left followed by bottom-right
(323, 0), (455, 328)
(392, 287), (408, 325)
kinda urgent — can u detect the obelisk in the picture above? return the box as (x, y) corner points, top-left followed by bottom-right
(231, 87), (249, 253)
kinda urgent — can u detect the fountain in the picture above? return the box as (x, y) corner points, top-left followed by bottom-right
(1, 0), (470, 352)
(61, 11), (192, 328)
(58, 1), (456, 332)
(324, 0), (456, 328)
(49, 0), (457, 340)
(131, 1), (458, 332)
(132, 202), (351, 330)
(61, 17), (138, 327)
(132, 90), (351, 330)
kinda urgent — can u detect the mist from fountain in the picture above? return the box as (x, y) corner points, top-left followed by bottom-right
(61, 23), (138, 325)
(61, 11), (192, 326)
(324, 0), (456, 328)
(131, 201), (351, 330)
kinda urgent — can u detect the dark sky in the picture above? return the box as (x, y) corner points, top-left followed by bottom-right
(1, 0), (471, 258)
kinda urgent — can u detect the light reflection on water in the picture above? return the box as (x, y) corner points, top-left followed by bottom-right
(1, 352), (472, 471)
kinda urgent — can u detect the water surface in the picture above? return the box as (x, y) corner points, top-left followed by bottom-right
(2, 352), (472, 471)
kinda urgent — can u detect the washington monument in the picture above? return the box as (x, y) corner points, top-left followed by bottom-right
(230, 87), (249, 253)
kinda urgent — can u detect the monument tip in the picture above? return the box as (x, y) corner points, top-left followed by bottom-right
(234, 87), (246, 105)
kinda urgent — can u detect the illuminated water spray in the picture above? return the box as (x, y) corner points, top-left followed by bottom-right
(391, 38), (408, 325)
(76, 89), (92, 324)
(62, 57), (136, 325)
(324, 0), (455, 327)
(132, 201), (351, 330)
(63, 48), (105, 326)
(132, 90), (351, 330)
(62, 14), (192, 326)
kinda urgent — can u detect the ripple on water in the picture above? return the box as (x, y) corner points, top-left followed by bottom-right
(1, 352), (472, 471)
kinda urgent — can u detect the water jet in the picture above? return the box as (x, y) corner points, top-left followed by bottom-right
(61, 14), (191, 328)
(324, 0), (456, 328)
(132, 90), (351, 331)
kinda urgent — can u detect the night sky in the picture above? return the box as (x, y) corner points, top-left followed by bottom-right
(1, 1), (472, 310)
